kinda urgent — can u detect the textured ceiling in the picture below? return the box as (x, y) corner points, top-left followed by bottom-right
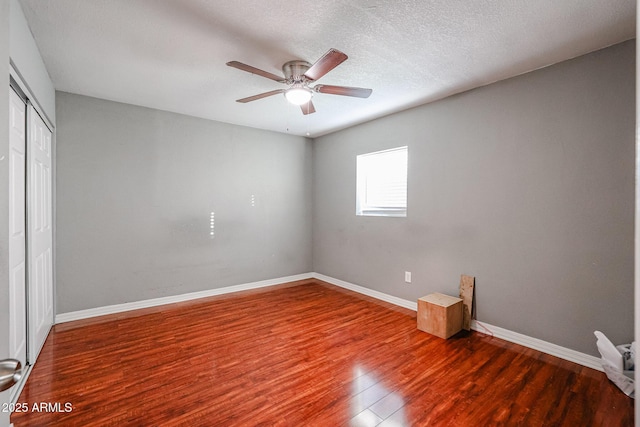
(18, 0), (636, 137)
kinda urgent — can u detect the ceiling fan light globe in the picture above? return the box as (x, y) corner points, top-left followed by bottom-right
(285, 88), (312, 105)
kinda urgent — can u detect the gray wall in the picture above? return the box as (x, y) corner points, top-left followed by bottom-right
(56, 92), (313, 313)
(0, 0), (11, 423)
(313, 41), (635, 356)
(56, 41), (634, 356)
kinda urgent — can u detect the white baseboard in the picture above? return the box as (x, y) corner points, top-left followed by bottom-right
(312, 272), (603, 372)
(312, 273), (418, 311)
(470, 320), (603, 371)
(55, 273), (314, 324)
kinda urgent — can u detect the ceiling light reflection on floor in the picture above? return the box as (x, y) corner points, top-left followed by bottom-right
(351, 365), (408, 426)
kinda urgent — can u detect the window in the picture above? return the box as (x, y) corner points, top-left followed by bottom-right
(356, 146), (408, 217)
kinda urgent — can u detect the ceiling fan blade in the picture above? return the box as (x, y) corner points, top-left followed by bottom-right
(304, 48), (348, 81)
(314, 84), (372, 98)
(236, 89), (285, 103)
(226, 61), (285, 83)
(300, 100), (316, 115)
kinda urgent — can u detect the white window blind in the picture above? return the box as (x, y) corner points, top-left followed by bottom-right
(356, 146), (408, 217)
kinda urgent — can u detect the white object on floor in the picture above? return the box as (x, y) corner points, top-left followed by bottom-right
(594, 331), (623, 372)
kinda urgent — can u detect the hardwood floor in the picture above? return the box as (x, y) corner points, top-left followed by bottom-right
(11, 279), (633, 426)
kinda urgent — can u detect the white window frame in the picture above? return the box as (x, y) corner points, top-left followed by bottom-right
(356, 146), (408, 217)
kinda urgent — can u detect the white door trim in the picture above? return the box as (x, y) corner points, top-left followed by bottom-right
(9, 63), (53, 132)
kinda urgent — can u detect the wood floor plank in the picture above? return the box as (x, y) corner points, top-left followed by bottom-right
(11, 279), (634, 426)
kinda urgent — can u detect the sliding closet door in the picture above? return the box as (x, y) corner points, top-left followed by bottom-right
(28, 105), (53, 362)
(8, 89), (27, 369)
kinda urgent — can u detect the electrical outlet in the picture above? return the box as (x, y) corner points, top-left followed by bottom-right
(404, 271), (412, 283)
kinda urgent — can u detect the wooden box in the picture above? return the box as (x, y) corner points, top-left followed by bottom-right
(417, 293), (463, 339)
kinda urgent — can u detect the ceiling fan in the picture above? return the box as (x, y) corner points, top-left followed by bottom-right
(226, 48), (372, 115)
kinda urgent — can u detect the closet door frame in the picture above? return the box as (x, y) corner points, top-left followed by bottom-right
(8, 80), (27, 405)
(8, 67), (55, 402)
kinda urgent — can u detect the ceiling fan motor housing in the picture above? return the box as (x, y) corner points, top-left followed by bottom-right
(282, 60), (313, 84)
